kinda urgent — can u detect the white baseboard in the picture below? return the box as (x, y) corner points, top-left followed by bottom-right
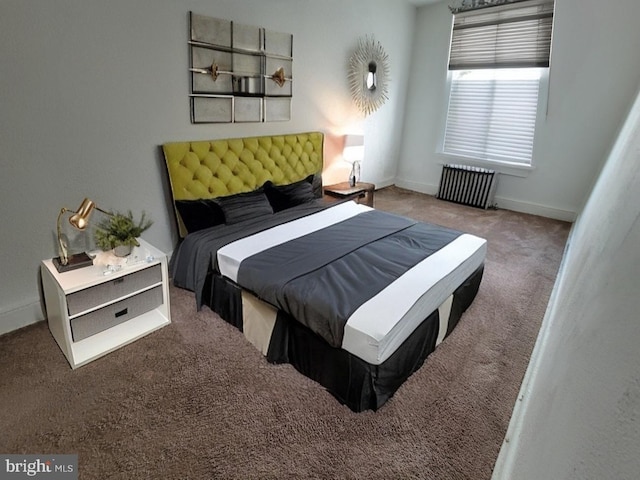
(0, 299), (45, 336)
(371, 177), (396, 190)
(494, 196), (576, 222)
(394, 179), (576, 222)
(394, 178), (439, 196)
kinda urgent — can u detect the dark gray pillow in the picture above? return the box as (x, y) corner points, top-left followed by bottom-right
(264, 175), (316, 212)
(175, 199), (225, 233)
(216, 190), (274, 224)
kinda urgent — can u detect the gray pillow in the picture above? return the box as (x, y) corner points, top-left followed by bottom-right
(216, 190), (274, 224)
(175, 199), (225, 233)
(264, 175), (316, 212)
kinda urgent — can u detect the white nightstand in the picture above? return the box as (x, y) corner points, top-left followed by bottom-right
(41, 238), (171, 369)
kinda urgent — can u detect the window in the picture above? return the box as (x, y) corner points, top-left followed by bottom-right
(442, 0), (554, 167)
(444, 68), (544, 165)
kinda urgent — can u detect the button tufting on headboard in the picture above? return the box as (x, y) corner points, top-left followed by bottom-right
(162, 132), (324, 237)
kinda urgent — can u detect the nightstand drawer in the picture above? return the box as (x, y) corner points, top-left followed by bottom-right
(70, 285), (163, 341)
(66, 264), (162, 316)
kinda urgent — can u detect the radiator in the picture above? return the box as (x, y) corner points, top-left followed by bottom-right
(437, 164), (497, 209)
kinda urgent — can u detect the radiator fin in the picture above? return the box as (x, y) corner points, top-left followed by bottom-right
(437, 164), (497, 209)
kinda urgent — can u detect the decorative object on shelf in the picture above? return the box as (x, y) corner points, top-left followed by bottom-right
(271, 67), (286, 87)
(348, 35), (390, 116)
(94, 211), (153, 257)
(190, 63), (291, 88)
(92, 250), (129, 268)
(448, 0), (527, 13)
(189, 62), (223, 81)
(343, 134), (364, 187)
(188, 12), (293, 123)
(53, 198), (111, 273)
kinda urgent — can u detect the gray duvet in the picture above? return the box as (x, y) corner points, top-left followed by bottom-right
(237, 209), (462, 347)
(172, 200), (463, 349)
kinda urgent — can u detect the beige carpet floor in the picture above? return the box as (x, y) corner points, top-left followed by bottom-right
(0, 187), (571, 479)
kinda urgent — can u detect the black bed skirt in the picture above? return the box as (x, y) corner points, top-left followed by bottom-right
(202, 265), (484, 412)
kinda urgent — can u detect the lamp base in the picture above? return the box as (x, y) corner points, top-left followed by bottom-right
(53, 252), (94, 273)
(348, 160), (361, 187)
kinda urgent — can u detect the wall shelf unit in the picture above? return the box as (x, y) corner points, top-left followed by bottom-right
(189, 12), (293, 123)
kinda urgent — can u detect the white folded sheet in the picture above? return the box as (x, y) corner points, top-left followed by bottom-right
(218, 201), (370, 283)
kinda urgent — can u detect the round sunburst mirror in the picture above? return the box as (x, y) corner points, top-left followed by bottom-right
(348, 36), (390, 116)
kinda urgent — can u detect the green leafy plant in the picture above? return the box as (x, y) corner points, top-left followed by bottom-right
(94, 210), (153, 251)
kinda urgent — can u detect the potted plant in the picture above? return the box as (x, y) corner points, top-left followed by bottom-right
(94, 210), (153, 257)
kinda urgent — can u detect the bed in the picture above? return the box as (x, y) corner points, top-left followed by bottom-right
(162, 132), (486, 412)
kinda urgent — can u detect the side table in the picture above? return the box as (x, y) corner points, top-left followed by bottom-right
(41, 238), (171, 369)
(323, 182), (375, 207)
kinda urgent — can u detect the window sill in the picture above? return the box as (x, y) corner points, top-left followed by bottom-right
(437, 153), (534, 178)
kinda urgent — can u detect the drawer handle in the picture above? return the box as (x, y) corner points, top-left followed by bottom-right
(113, 278), (124, 285)
(115, 308), (128, 318)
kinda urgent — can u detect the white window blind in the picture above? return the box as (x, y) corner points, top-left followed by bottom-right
(443, 0), (554, 167)
(443, 69), (541, 165)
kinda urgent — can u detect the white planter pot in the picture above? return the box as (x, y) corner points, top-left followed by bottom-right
(113, 245), (132, 257)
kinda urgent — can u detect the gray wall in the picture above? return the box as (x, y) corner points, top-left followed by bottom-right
(493, 84), (640, 480)
(0, 0), (414, 333)
(398, 0), (640, 221)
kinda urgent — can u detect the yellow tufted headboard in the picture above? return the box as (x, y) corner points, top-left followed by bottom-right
(162, 131), (324, 237)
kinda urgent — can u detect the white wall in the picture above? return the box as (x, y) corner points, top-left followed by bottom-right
(492, 84), (640, 480)
(398, 0), (640, 221)
(0, 0), (415, 334)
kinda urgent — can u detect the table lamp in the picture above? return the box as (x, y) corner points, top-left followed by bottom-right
(53, 198), (110, 273)
(343, 134), (364, 187)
